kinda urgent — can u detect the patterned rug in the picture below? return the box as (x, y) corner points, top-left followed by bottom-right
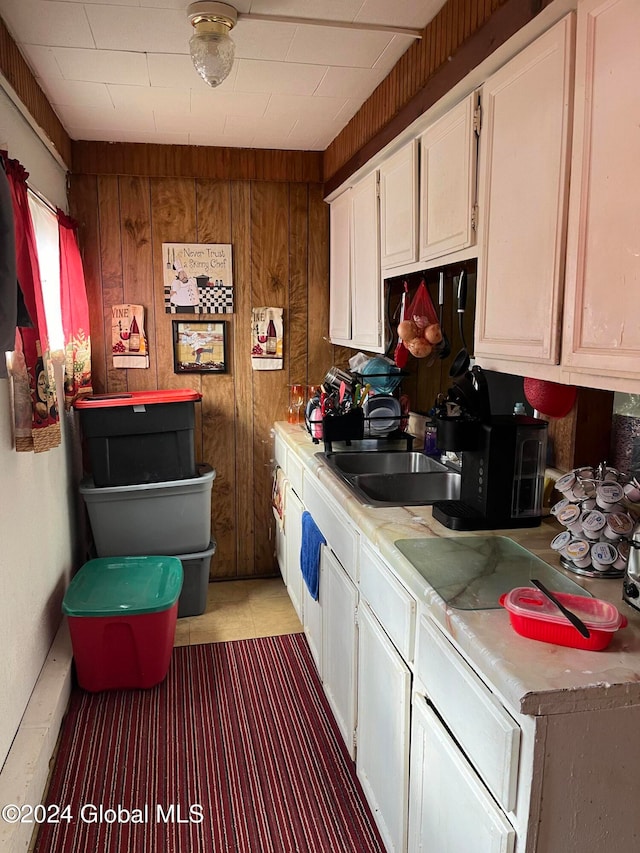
(34, 633), (385, 852)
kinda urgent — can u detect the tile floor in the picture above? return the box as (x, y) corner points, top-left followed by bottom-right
(174, 575), (303, 646)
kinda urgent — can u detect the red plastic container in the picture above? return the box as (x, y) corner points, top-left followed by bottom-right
(63, 556), (183, 691)
(499, 587), (627, 651)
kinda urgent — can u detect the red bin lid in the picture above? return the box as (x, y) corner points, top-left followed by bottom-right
(74, 389), (202, 409)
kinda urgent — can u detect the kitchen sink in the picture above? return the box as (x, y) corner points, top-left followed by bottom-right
(317, 451), (461, 507)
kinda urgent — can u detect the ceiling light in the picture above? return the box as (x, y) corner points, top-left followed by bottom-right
(187, 1), (237, 88)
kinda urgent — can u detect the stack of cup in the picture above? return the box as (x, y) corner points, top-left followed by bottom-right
(550, 464), (637, 576)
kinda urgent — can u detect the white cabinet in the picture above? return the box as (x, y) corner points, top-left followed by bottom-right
(414, 614), (521, 815)
(284, 486), (304, 622)
(356, 600), (411, 853)
(302, 547), (322, 676)
(379, 141), (418, 269)
(329, 171), (383, 353)
(561, 0), (640, 384)
(321, 546), (358, 759)
(329, 188), (352, 342)
(474, 14), (574, 366)
(419, 92), (479, 262)
(408, 697), (515, 853)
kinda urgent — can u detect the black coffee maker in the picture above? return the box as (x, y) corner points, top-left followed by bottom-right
(432, 369), (548, 531)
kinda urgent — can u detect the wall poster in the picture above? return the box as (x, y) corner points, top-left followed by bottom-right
(172, 321), (227, 373)
(162, 243), (233, 314)
(111, 304), (149, 368)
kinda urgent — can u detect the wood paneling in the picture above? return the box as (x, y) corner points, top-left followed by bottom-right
(0, 17), (71, 167)
(69, 170), (330, 580)
(323, 0), (554, 189)
(71, 142), (323, 184)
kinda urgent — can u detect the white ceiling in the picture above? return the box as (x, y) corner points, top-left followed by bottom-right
(0, 0), (447, 151)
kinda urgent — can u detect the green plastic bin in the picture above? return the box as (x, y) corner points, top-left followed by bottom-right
(63, 556), (183, 691)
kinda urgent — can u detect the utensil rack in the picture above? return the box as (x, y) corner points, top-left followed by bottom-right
(305, 367), (412, 450)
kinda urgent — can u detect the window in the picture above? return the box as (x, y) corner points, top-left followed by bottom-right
(27, 190), (63, 352)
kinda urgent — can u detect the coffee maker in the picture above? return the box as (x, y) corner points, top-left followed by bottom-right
(433, 414), (548, 531)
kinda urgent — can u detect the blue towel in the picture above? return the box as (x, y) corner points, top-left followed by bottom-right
(300, 511), (326, 601)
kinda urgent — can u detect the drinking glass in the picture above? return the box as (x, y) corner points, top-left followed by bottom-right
(288, 384), (305, 424)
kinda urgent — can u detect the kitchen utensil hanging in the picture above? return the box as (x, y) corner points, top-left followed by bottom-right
(449, 270), (471, 378)
(437, 271), (451, 359)
(394, 282), (410, 369)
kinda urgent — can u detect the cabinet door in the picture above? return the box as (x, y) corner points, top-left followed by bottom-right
(274, 505), (286, 583)
(322, 547), (358, 759)
(380, 141), (418, 269)
(329, 188), (352, 343)
(408, 696), (515, 853)
(419, 93), (478, 262)
(356, 601), (411, 853)
(474, 15), (574, 365)
(285, 487), (304, 622)
(562, 0), (640, 381)
(351, 172), (383, 352)
(302, 549), (322, 677)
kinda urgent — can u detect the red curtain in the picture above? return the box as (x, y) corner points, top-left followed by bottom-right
(3, 152), (60, 452)
(57, 209), (92, 408)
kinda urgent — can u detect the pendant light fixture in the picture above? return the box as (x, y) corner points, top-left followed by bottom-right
(186, 2), (423, 90)
(187, 1), (237, 88)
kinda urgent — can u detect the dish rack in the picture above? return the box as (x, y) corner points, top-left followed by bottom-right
(305, 369), (412, 452)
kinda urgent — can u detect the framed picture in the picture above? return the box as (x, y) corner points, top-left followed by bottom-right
(172, 321), (227, 374)
(163, 243), (233, 314)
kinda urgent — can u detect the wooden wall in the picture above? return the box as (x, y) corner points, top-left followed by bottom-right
(69, 173), (331, 580)
(0, 17), (71, 167)
(324, 0), (554, 189)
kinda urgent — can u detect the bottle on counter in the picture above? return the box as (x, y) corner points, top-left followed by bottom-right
(423, 418), (439, 457)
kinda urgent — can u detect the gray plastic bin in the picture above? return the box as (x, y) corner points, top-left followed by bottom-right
(80, 464), (215, 557)
(177, 539), (217, 618)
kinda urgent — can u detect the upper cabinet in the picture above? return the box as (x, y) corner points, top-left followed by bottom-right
(474, 14), (575, 366)
(379, 141), (419, 269)
(418, 92), (479, 263)
(329, 188), (352, 343)
(378, 94), (479, 274)
(561, 0), (640, 384)
(329, 171), (384, 353)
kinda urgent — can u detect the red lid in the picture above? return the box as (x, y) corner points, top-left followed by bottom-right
(74, 389), (202, 409)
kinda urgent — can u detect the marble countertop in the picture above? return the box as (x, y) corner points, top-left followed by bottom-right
(275, 422), (640, 717)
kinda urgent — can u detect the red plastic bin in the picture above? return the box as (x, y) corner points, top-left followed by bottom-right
(62, 556), (183, 691)
(499, 587), (627, 651)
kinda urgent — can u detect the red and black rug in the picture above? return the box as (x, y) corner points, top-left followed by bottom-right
(35, 633), (385, 852)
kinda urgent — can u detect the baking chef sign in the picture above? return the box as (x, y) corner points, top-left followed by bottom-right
(162, 243), (233, 314)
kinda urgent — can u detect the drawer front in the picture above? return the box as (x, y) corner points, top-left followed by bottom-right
(415, 615), (520, 813)
(287, 451), (304, 497)
(274, 431), (287, 469)
(302, 473), (358, 582)
(360, 540), (416, 662)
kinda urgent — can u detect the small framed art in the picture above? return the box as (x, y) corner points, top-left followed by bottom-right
(172, 320), (227, 373)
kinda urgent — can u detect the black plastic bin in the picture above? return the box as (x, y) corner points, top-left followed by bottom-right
(74, 390), (202, 487)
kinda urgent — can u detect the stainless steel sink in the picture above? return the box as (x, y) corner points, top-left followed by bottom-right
(317, 451), (461, 507)
(323, 451), (448, 476)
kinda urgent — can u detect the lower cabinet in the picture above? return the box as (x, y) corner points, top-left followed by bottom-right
(356, 601), (412, 853)
(408, 695), (515, 853)
(284, 486), (304, 622)
(321, 546), (358, 759)
(302, 552), (322, 676)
